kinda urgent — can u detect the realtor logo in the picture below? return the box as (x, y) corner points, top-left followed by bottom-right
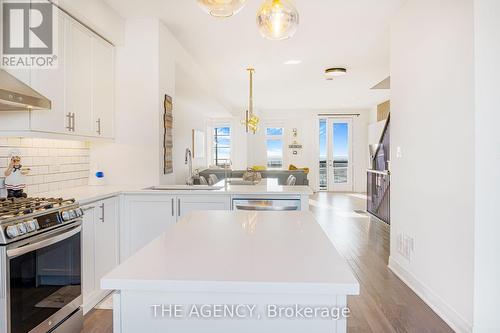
(2, 0), (58, 68)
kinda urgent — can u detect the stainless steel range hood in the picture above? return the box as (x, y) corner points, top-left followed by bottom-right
(0, 69), (51, 111)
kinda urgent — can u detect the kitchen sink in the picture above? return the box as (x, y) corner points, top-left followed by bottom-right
(144, 185), (224, 191)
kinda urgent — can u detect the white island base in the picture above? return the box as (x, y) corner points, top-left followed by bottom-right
(102, 211), (359, 333)
(112, 290), (348, 333)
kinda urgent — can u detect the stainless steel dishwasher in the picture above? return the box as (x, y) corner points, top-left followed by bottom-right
(232, 199), (301, 211)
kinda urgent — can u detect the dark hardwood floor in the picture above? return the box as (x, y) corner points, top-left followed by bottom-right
(83, 192), (453, 333)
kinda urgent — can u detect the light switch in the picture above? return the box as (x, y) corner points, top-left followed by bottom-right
(396, 146), (403, 158)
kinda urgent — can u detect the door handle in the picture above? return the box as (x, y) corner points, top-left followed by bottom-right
(96, 118), (102, 135)
(171, 198), (174, 217)
(177, 198), (181, 217)
(7, 225), (81, 259)
(66, 113), (72, 131)
(99, 203), (105, 222)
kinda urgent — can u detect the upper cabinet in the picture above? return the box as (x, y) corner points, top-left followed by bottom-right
(92, 37), (115, 139)
(0, 4), (115, 139)
(30, 13), (67, 134)
(66, 18), (94, 137)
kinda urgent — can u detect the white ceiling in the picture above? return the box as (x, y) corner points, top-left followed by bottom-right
(104, 0), (403, 113)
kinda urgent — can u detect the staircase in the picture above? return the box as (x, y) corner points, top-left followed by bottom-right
(367, 115), (390, 224)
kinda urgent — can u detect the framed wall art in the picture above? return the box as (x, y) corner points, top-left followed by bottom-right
(163, 94), (173, 174)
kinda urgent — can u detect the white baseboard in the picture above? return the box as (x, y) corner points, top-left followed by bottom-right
(388, 256), (472, 333)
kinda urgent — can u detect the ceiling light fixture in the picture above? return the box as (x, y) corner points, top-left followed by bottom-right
(325, 68), (347, 80)
(284, 60), (302, 65)
(197, 0), (247, 18)
(241, 68), (260, 134)
(257, 0), (299, 40)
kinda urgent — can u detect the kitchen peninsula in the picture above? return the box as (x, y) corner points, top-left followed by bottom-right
(36, 181), (313, 313)
(101, 211), (359, 333)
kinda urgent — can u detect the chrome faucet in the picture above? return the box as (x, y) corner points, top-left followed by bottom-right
(185, 148), (193, 186)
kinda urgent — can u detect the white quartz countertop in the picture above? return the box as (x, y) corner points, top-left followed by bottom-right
(101, 211), (359, 295)
(36, 185), (145, 205)
(37, 180), (312, 205)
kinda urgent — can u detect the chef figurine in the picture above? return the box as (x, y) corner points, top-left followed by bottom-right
(4, 151), (30, 198)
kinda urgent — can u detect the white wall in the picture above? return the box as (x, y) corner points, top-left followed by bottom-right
(90, 18), (230, 186)
(91, 19), (162, 186)
(171, 60), (233, 184)
(241, 110), (368, 192)
(389, 0), (475, 332)
(473, 0), (500, 331)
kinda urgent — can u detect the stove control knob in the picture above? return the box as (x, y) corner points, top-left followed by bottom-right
(17, 223), (27, 235)
(25, 220), (38, 232)
(61, 211), (71, 221)
(6, 225), (19, 239)
(69, 210), (77, 219)
(76, 208), (84, 217)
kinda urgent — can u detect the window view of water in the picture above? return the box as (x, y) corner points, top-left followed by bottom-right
(319, 119), (349, 190)
(266, 128), (284, 169)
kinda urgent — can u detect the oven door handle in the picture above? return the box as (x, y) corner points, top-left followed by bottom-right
(6, 225), (82, 259)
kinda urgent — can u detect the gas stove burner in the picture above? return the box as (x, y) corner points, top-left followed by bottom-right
(0, 197), (77, 220)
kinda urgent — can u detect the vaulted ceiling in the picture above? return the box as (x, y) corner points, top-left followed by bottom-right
(104, 0), (403, 113)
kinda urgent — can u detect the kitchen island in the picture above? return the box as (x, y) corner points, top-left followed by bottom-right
(102, 211), (359, 333)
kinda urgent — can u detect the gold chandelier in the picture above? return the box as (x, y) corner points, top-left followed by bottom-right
(197, 0), (248, 18)
(198, 0), (299, 40)
(242, 68), (260, 134)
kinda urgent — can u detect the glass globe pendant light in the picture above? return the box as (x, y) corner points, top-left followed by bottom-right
(197, 0), (248, 18)
(256, 0), (299, 40)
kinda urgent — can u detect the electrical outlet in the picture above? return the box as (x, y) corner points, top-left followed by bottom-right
(396, 146), (403, 158)
(397, 232), (415, 261)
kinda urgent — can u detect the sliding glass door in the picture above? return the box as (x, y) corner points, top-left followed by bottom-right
(319, 117), (353, 192)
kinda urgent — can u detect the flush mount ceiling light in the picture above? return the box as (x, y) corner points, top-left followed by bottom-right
(197, 0), (248, 18)
(257, 0), (299, 40)
(325, 68), (347, 80)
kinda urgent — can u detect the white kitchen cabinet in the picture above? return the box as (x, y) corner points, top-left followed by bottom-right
(121, 195), (177, 261)
(30, 13), (67, 133)
(66, 18), (93, 136)
(92, 37), (115, 138)
(177, 195), (230, 219)
(82, 196), (120, 314)
(94, 197), (120, 292)
(0, 4), (116, 139)
(120, 194), (231, 260)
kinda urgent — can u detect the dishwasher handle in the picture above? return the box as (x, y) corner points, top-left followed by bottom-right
(234, 205), (299, 211)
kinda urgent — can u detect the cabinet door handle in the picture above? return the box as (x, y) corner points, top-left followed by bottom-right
(66, 113), (72, 131)
(96, 118), (101, 135)
(177, 198), (181, 217)
(99, 203), (105, 222)
(171, 198), (174, 217)
(71, 113), (76, 132)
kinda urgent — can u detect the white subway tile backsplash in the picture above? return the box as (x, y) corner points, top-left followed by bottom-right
(7, 138), (21, 146)
(0, 137), (90, 196)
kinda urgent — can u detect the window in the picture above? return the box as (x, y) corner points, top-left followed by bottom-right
(266, 127), (284, 169)
(212, 126), (231, 167)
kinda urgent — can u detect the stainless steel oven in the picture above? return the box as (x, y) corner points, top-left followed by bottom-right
(1, 216), (83, 333)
